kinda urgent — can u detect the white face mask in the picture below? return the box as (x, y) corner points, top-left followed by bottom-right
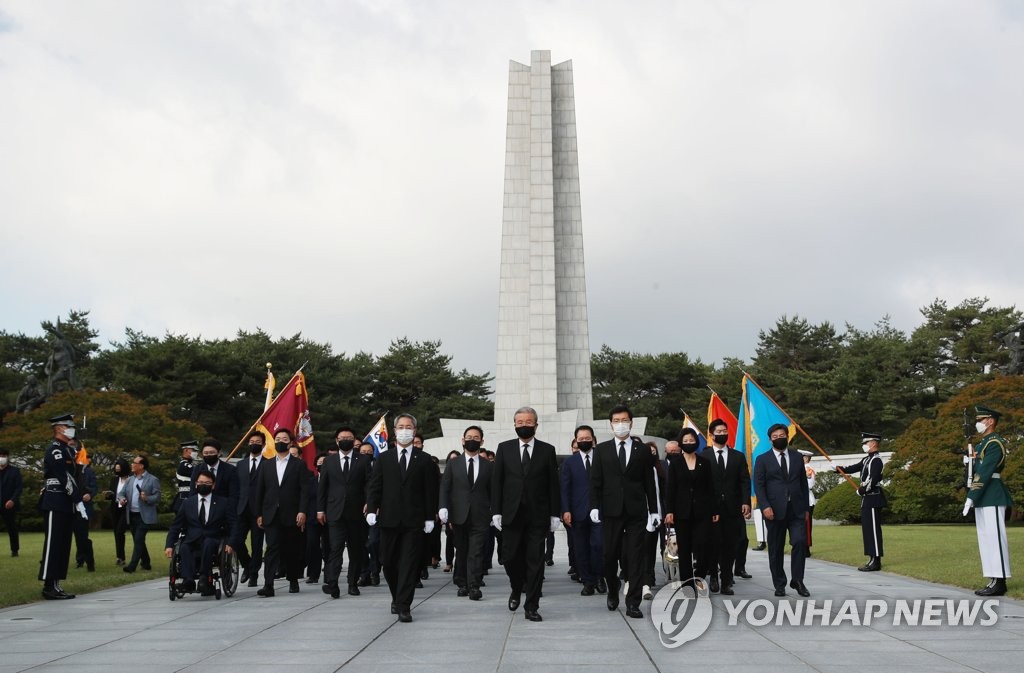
(611, 422), (631, 439)
(62, 427), (76, 440)
(0, 457), (8, 467)
(395, 428), (415, 446)
(862, 443), (871, 453)
(975, 421), (988, 434)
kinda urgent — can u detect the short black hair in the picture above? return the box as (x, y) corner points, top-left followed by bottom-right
(335, 426), (354, 437)
(446, 450), (461, 461)
(201, 438), (222, 452)
(133, 455), (149, 469)
(273, 428), (294, 440)
(766, 423), (789, 438)
(709, 419), (727, 433)
(463, 425), (484, 439)
(415, 433), (424, 442)
(247, 431), (265, 443)
(195, 467), (216, 482)
(678, 428), (699, 442)
(608, 404), (633, 421)
(574, 424), (595, 440)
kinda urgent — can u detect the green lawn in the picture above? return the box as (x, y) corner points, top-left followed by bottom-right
(810, 523), (1023, 599)
(0, 531), (166, 608)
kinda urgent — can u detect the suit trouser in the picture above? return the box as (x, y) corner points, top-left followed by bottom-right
(642, 528), (658, 586)
(807, 505), (815, 547)
(305, 515), (327, 579)
(569, 518), (603, 586)
(73, 514), (94, 567)
(1, 508), (20, 553)
(544, 531), (555, 563)
(326, 517), (367, 587)
(734, 523), (749, 573)
(975, 506), (1011, 579)
(127, 512), (151, 570)
(501, 518), (547, 611)
(603, 514), (646, 608)
(112, 506), (128, 561)
(765, 509), (807, 589)
(180, 537), (220, 580)
(452, 520), (487, 589)
(676, 517), (712, 580)
(380, 525), (424, 610)
(860, 503), (882, 557)
(710, 515), (745, 584)
(235, 508), (265, 577)
(39, 509), (73, 582)
(445, 525), (456, 566)
(565, 527), (576, 570)
(361, 524), (381, 579)
(262, 521), (304, 584)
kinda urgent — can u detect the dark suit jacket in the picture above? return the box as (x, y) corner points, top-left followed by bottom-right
(589, 437), (657, 519)
(664, 453), (719, 521)
(753, 449), (809, 518)
(366, 446), (437, 528)
(440, 453), (492, 527)
(559, 451), (593, 521)
(317, 451), (371, 522)
(255, 455), (310, 527)
(701, 446), (751, 518)
(491, 438), (560, 526)
(0, 465), (23, 510)
(191, 460), (239, 502)
(235, 453), (267, 515)
(165, 493), (238, 548)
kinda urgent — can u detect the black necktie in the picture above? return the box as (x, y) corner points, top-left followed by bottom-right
(521, 444), (530, 472)
(618, 441), (626, 470)
(251, 458), (258, 480)
(780, 451), (788, 478)
(400, 449), (407, 476)
(584, 453), (590, 473)
(199, 497), (206, 524)
(717, 450), (725, 471)
(468, 457), (475, 486)
(343, 455), (349, 477)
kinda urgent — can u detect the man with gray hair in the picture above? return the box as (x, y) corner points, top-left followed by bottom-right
(491, 406), (560, 622)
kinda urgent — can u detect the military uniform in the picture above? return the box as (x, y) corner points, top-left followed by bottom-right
(836, 432), (887, 571)
(39, 413), (81, 599)
(172, 441), (197, 513)
(966, 405), (1013, 596)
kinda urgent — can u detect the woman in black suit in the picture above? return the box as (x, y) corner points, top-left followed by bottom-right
(106, 458), (131, 565)
(663, 428), (719, 585)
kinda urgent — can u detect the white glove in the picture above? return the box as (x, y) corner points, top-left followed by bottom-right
(650, 513), (662, 528)
(438, 508), (449, 524)
(366, 512), (377, 527)
(645, 513), (657, 533)
(424, 520), (435, 534)
(962, 499), (974, 517)
(590, 508), (601, 524)
(76, 502), (88, 519)
(491, 514), (502, 531)
(549, 516), (560, 532)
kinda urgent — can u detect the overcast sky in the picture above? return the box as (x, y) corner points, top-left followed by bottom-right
(1, 1), (1022, 380)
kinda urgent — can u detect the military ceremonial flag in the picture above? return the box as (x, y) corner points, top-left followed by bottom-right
(363, 415), (389, 457)
(707, 391), (739, 447)
(682, 412), (708, 451)
(254, 371), (317, 470)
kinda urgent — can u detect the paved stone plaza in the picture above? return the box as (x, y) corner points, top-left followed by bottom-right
(2, 538), (1023, 673)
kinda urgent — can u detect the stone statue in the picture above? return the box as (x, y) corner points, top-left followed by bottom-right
(995, 321), (1024, 375)
(15, 374), (47, 413)
(44, 319), (82, 395)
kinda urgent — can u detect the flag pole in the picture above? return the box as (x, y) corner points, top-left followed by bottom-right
(741, 371), (859, 490)
(227, 369), (302, 461)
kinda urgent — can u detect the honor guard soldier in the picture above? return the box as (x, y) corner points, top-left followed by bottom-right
(963, 405), (1013, 596)
(833, 432), (887, 571)
(40, 413), (82, 600)
(173, 441), (197, 513)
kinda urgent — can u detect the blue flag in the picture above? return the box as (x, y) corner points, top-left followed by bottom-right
(735, 375), (797, 502)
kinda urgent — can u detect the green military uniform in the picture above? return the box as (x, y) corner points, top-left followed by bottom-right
(966, 405), (1012, 596)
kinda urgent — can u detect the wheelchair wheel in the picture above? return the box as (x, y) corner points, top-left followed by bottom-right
(220, 547), (239, 598)
(169, 585), (176, 601)
(168, 539), (182, 601)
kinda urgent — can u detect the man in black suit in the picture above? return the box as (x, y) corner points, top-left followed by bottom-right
(491, 406), (560, 622)
(702, 418), (752, 596)
(191, 439), (239, 502)
(234, 431), (266, 587)
(317, 426), (371, 599)
(366, 413), (437, 623)
(753, 423), (810, 597)
(255, 428), (309, 597)
(164, 468), (237, 595)
(439, 425), (492, 601)
(560, 425), (604, 596)
(590, 405), (658, 619)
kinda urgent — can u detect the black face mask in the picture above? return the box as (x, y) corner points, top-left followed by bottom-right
(712, 433), (729, 446)
(337, 439), (355, 453)
(249, 444), (263, 455)
(681, 443), (698, 454)
(275, 442), (290, 454)
(576, 441), (593, 452)
(196, 484), (213, 496)
(203, 455), (219, 466)
(771, 437), (788, 451)
(463, 439), (481, 453)
(514, 426), (535, 440)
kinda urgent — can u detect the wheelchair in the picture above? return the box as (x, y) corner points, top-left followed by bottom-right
(168, 534), (239, 601)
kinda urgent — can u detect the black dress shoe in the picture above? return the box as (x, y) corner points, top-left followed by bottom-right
(469, 588), (482, 601)
(709, 577), (720, 593)
(596, 578), (607, 594)
(720, 586), (735, 596)
(736, 571), (752, 579)
(858, 557), (881, 572)
(570, 573), (581, 583)
(122, 566), (135, 573)
(76, 561), (84, 568)
(289, 580), (300, 593)
(607, 594), (619, 611)
(322, 583), (340, 599)
(257, 586), (275, 597)
(790, 580), (810, 597)
(567, 565), (576, 575)
(976, 579), (1007, 596)
(391, 602), (398, 614)
(11, 550), (17, 557)
(371, 575), (380, 586)
(240, 570), (251, 584)
(479, 580), (486, 587)
(42, 588), (74, 600)
(247, 578), (258, 588)
(625, 606), (643, 619)
(421, 568), (429, 580)
(525, 609), (543, 622)
(348, 585), (360, 596)
(357, 576), (370, 586)
(545, 559), (554, 567)
(754, 542), (766, 551)
(508, 592), (521, 611)
(457, 586), (469, 597)
(398, 610), (413, 623)
(414, 580), (423, 589)
(305, 577), (318, 584)
(141, 564), (152, 571)
(580, 584), (595, 596)
(774, 587), (786, 597)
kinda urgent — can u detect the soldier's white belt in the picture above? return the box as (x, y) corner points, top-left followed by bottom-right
(45, 478), (61, 487)
(991, 473), (1001, 479)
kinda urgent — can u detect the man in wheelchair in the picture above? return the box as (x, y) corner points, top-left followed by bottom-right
(164, 468), (237, 596)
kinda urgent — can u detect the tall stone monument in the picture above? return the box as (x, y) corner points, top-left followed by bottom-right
(432, 50), (645, 457)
